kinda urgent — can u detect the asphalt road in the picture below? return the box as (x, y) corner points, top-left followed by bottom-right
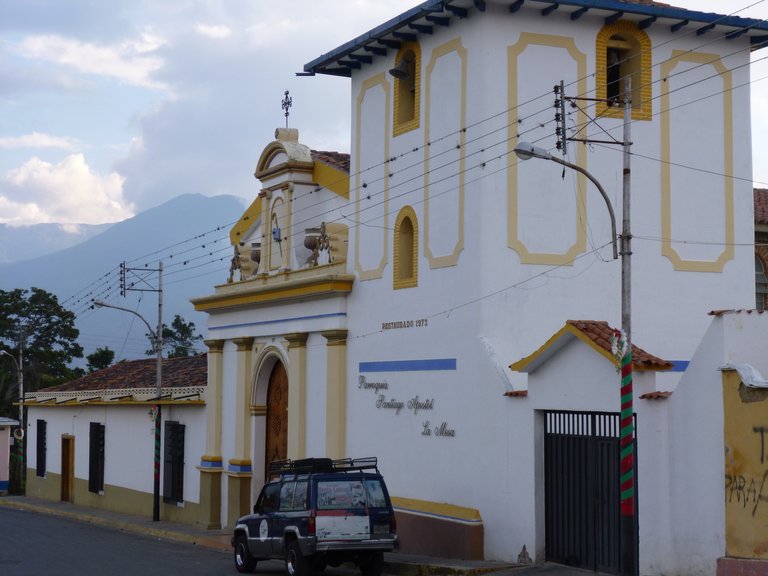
(0, 506), (361, 576)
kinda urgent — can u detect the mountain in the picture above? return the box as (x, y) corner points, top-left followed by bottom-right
(0, 222), (113, 264)
(0, 193), (247, 364)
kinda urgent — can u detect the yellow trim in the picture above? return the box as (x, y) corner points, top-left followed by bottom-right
(255, 141), (314, 179)
(201, 455), (223, 463)
(508, 33), (588, 265)
(595, 21), (652, 121)
(424, 38), (466, 269)
(391, 496), (482, 523)
(323, 330), (348, 459)
(229, 197), (263, 245)
(393, 206), (419, 290)
(313, 161), (349, 199)
(393, 42), (421, 137)
(355, 73), (390, 281)
(660, 50), (734, 272)
(250, 404), (267, 416)
(192, 274), (355, 312)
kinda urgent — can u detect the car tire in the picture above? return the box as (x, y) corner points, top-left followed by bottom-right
(360, 551), (384, 576)
(234, 535), (257, 573)
(286, 540), (310, 576)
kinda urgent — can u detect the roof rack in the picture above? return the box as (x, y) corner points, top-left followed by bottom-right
(267, 457), (379, 477)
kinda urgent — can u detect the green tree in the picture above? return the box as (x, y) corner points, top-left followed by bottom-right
(87, 347), (115, 372)
(146, 314), (203, 358)
(0, 287), (83, 417)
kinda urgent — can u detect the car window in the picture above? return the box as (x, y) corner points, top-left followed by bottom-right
(364, 479), (387, 508)
(279, 481), (296, 511)
(294, 480), (308, 510)
(258, 482), (281, 514)
(317, 480), (367, 510)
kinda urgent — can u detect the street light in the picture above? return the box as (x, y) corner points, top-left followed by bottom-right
(515, 135), (637, 575)
(1, 349), (23, 493)
(93, 299), (163, 522)
(514, 142), (618, 260)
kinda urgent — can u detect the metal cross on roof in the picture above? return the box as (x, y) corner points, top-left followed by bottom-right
(282, 90), (292, 128)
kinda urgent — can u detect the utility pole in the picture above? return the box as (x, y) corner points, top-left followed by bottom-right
(619, 78), (637, 576)
(93, 260), (163, 521)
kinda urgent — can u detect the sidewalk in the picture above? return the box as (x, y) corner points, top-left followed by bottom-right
(0, 495), (594, 576)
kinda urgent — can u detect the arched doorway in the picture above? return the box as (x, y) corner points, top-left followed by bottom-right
(264, 361), (288, 476)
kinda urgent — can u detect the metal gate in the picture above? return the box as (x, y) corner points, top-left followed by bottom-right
(544, 411), (636, 574)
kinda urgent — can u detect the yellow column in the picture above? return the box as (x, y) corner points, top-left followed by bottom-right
(284, 333), (308, 459)
(227, 337), (254, 526)
(197, 339), (224, 528)
(322, 330), (348, 459)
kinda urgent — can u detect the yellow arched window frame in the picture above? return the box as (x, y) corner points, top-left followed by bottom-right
(392, 42), (421, 136)
(394, 206), (418, 289)
(596, 21), (652, 120)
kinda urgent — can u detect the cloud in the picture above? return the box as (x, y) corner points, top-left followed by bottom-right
(0, 154), (134, 225)
(0, 132), (79, 150)
(11, 33), (167, 89)
(195, 23), (232, 39)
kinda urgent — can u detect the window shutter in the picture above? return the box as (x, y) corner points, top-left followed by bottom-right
(88, 422), (105, 493)
(163, 421), (185, 503)
(36, 420), (47, 477)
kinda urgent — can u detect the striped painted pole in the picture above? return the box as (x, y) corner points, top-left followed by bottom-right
(619, 349), (634, 516)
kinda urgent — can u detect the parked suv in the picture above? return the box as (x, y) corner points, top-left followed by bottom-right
(232, 457), (398, 576)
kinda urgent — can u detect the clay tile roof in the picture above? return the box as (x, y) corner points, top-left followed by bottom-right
(639, 391), (673, 400)
(41, 354), (207, 393)
(756, 188), (768, 225)
(566, 320), (673, 371)
(311, 150), (350, 173)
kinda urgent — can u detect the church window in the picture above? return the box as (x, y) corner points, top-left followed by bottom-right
(394, 206), (418, 289)
(596, 22), (652, 120)
(391, 43), (421, 136)
(757, 255), (767, 311)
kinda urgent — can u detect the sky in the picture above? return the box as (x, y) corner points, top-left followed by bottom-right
(1, 0), (767, 228)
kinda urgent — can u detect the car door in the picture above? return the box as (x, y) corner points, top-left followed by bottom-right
(248, 481), (281, 558)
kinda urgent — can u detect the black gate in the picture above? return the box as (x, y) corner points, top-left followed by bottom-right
(544, 411), (636, 574)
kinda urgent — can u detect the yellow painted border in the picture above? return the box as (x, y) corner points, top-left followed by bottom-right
(393, 205), (419, 290)
(660, 50), (734, 272)
(393, 42), (421, 137)
(391, 496), (482, 524)
(424, 38), (466, 269)
(355, 73), (390, 281)
(313, 161), (349, 199)
(230, 197), (262, 245)
(192, 274), (355, 312)
(595, 21), (652, 121)
(508, 33), (588, 265)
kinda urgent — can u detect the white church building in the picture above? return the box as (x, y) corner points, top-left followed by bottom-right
(21, 2), (768, 575)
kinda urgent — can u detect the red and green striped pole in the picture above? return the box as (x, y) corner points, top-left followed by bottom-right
(619, 348), (634, 516)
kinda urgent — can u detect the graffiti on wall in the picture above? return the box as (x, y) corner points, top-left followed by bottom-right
(723, 372), (768, 559)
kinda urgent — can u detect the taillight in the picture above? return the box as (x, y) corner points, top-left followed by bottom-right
(308, 511), (316, 535)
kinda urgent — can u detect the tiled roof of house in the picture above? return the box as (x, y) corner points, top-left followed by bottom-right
(311, 150), (350, 173)
(41, 354), (207, 393)
(756, 188), (768, 225)
(567, 320), (673, 370)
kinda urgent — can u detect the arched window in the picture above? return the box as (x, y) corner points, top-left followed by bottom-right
(394, 206), (418, 289)
(392, 43), (421, 136)
(756, 255), (767, 311)
(596, 21), (652, 120)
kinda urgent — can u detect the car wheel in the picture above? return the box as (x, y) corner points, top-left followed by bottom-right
(286, 540), (310, 576)
(359, 551), (384, 576)
(234, 535), (257, 573)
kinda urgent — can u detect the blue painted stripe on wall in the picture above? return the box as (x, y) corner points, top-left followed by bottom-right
(0, 480), (8, 490)
(669, 360), (689, 372)
(228, 464), (252, 473)
(210, 312), (346, 332)
(359, 359), (457, 372)
(199, 460), (223, 469)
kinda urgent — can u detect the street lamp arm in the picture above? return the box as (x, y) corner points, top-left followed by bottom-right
(547, 155), (619, 260)
(92, 300), (158, 348)
(0, 349), (20, 371)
